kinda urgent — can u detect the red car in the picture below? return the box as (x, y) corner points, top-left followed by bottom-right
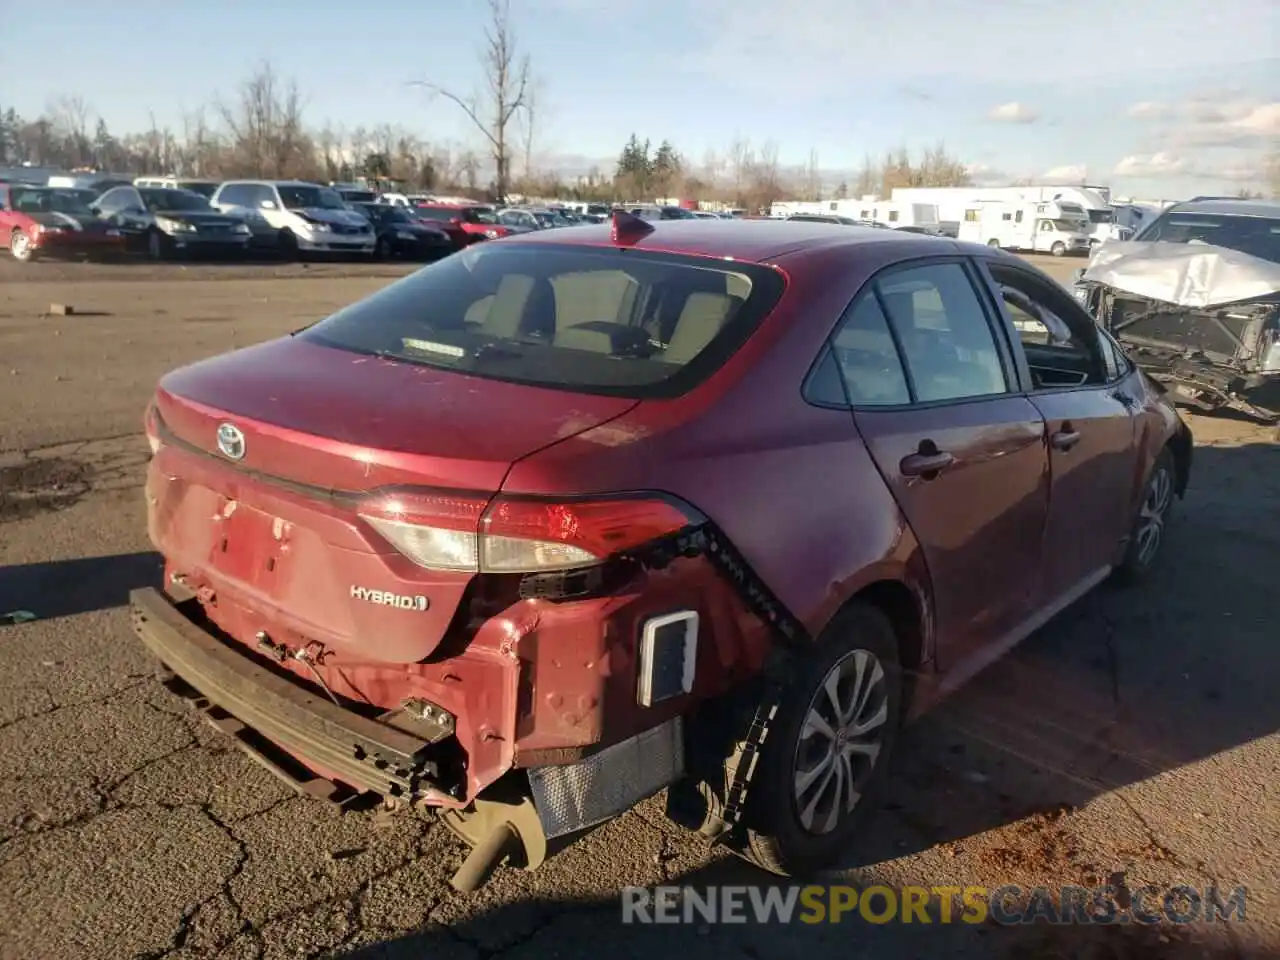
(0, 184), (126, 261)
(131, 213), (1191, 891)
(411, 203), (512, 247)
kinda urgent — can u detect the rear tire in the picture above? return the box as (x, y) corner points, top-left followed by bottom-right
(986, 238), (1000, 248)
(1051, 241), (1067, 257)
(1112, 448), (1176, 586)
(737, 602), (902, 877)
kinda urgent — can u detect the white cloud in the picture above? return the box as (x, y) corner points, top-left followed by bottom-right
(987, 102), (1038, 124)
(1113, 151), (1263, 183)
(1165, 99), (1280, 147)
(1114, 153), (1188, 177)
(1040, 164), (1088, 183)
(964, 162), (1008, 185)
(1128, 101), (1170, 120)
(681, 0), (1279, 94)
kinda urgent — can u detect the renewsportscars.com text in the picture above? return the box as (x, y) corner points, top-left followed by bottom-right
(621, 884), (1248, 926)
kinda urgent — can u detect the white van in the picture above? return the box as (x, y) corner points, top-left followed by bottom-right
(210, 180), (375, 257)
(842, 201), (941, 233)
(957, 200), (1091, 256)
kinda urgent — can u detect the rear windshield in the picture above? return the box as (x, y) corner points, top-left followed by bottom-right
(298, 243), (786, 398)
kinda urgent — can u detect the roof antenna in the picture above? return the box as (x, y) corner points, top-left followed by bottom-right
(611, 209), (655, 246)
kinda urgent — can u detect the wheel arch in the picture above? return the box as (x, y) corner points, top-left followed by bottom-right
(842, 579), (927, 673)
(1167, 420), (1192, 497)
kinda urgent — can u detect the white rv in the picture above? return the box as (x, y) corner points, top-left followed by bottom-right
(956, 200), (1092, 256)
(891, 184), (1124, 243)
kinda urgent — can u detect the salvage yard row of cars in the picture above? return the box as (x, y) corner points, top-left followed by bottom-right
(0, 175), (617, 264)
(124, 202), (1280, 895)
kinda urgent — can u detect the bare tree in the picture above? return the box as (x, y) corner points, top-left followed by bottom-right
(49, 95), (94, 166)
(749, 141), (782, 212)
(217, 62), (309, 178)
(851, 153), (878, 198)
(409, 0), (529, 202)
(1267, 148), (1280, 199)
(700, 148), (723, 193)
(517, 76), (544, 182)
(727, 137), (751, 203)
(803, 148), (821, 200)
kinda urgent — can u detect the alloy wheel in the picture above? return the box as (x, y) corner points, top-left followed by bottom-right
(1135, 464), (1173, 565)
(11, 231), (30, 260)
(792, 648), (889, 835)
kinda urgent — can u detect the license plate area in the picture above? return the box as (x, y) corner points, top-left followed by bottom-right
(211, 502), (286, 592)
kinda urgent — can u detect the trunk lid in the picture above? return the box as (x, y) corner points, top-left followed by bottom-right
(149, 336), (637, 663)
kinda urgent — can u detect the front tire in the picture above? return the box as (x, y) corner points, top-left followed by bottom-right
(278, 229), (299, 260)
(738, 602), (902, 876)
(10, 229), (34, 262)
(1113, 448), (1176, 585)
(146, 229), (170, 261)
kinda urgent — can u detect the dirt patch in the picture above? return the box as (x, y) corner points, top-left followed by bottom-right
(0, 457), (93, 521)
(975, 803), (1086, 876)
(1001, 918), (1227, 959)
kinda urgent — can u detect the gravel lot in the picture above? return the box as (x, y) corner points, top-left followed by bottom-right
(1, 254), (1276, 959)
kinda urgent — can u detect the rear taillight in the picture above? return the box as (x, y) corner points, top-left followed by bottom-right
(143, 403), (162, 455)
(358, 491), (692, 574)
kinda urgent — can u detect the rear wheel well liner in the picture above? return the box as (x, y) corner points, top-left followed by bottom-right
(1167, 423), (1192, 496)
(842, 579), (925, 672)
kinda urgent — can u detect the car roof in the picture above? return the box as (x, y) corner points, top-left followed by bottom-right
(1168, 198), (1280, 218)
(500, 218), (955, 263)
(219, 180), (321, 187)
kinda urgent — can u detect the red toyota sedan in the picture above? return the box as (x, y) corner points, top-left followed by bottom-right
(0, 183), (125, 261)
(130, 213), (1191, 891)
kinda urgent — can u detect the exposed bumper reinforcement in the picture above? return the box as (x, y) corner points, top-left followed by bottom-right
(129, 587), (455, 805)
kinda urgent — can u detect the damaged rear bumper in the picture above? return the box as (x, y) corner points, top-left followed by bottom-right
(130, 586), (460, 806)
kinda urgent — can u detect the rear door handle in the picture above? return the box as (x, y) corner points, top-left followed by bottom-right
(1051, 429), (1082, 451)
(900, 450), (955, 477)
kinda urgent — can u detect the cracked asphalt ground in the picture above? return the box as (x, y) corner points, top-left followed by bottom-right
(1, 256), (1276, 959)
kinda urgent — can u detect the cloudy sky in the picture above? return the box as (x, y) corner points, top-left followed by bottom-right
(6, 0), (1277, 199)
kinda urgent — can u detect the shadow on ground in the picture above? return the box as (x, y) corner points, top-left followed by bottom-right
(0, 551), (161, 621)
(343, 440), (1275, 959)
(342, 859), (1242, 959)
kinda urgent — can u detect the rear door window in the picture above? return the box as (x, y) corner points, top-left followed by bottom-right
(822, 294), (912, 406)
(299, 244), (786, 398)
(876, 263), (1009, 403)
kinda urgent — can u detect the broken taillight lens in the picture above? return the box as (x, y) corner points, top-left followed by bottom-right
(358, 490), (692, 574)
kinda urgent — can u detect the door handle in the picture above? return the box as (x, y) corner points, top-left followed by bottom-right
(1050, 429), (1082, 451)
(900, 450), (955, 477)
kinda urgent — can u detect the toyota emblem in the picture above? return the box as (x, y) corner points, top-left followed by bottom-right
(216, 423), (246, 461)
